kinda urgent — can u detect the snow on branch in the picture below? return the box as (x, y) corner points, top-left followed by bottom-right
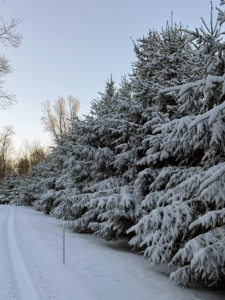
(169, 227), (225, 287)
(191, 209), (225, 230)
(159, 84), (184, 95)
(181, 28), (198, 42)
(217, 6), (225, 25)
(200, 163), (225, 191)
(188, 99), (225, 129)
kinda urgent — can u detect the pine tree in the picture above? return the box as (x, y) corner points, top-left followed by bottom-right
(128, 3), (225, 287)
(71, 77), (143, 239)
(0, 171), (20, 204)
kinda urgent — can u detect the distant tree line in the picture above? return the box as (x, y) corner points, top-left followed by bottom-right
(0, 94), (80, 178)
(0, 128), (48, 179)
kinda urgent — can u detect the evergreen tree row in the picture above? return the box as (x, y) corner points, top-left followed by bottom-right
(1, 1), (225, 287)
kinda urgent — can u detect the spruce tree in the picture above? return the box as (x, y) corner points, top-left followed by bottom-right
(129, 3), (225, 287)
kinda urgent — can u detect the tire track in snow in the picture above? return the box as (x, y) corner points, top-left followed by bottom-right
(7, 206), (41, 300)
(0, 206), (18, 300)
(12, 207), (60, 300)
(13, 206), (95, 300)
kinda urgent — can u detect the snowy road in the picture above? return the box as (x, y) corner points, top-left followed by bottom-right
(0, 205), (225, 300)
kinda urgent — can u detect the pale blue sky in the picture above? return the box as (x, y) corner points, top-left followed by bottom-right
(0, 0), (218, 149)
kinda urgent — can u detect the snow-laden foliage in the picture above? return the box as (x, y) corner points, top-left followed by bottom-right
(2, 1), (225, 288)
(128, 3), (225, 287)
(67, 77), (144, 239)
(0, 172), (20, 204)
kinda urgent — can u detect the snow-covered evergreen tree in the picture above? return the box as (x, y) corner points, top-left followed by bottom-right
(68, 77), (135, 236)
(129, 3), (225, 287)
(0, 171), (20, 204)
(70, 77), (143, 239)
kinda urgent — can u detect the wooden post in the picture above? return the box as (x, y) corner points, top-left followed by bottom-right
(63, 225), (65, 264)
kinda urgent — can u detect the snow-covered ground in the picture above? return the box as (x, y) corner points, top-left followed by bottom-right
(0, 205), (225, 300)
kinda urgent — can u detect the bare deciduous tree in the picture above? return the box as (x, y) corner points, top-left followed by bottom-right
(0, 125), (14, 179)
(41, 95), (80, 140)
(16, 139), (49, 176)
(0, 16), (22, 108)
(0, 16), (22, 47)
(15, 156), (30, 176)
(29, 139), (48, 168)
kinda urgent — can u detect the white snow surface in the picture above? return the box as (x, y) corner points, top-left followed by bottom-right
(1, 205), (225, 300)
